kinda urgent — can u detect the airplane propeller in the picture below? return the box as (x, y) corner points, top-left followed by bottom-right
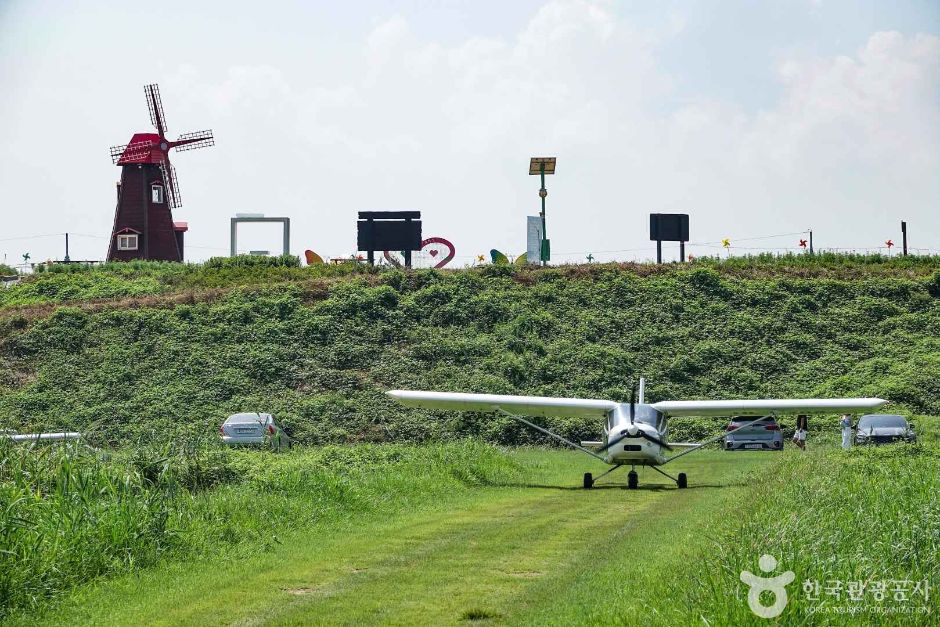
(634, 430), (673, 451)
(594, 423), (674, 455)
(629, 379), (637, 425)
(592, 379), (673, 455)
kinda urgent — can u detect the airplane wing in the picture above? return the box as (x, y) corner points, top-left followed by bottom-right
(651, 397), (887, 417)
(387, 390), (617, 419)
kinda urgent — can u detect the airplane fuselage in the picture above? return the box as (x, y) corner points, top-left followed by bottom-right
(602, 403), (669, 465)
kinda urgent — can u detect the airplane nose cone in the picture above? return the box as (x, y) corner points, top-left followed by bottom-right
(627, 425), (639, 436)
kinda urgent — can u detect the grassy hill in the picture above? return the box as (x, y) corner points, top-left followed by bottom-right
(1, 254), (939, 444)
(2, 254), (938, 622)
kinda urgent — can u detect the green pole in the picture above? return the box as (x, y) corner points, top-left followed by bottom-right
(540, 164), (547, 266)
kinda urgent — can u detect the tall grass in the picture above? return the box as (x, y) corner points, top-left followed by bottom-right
(0, 440), (175, 617)
(678, 422), (940, 624)
(0, 438), (519, 619)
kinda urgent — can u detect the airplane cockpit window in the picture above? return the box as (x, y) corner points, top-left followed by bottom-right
(633, 405), (662, 426)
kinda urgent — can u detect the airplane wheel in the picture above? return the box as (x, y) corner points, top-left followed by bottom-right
(583, 473), (594, 489)
(677, 473), (688, 489)
(627, 471), (638, 489)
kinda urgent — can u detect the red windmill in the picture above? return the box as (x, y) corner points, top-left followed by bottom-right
(107, 84), (214, 261)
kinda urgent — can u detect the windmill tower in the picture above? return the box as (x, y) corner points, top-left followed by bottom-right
(107, 84), (214, 261)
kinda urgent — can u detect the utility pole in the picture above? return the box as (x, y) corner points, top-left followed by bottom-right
(901, 221), (908, 256)
(539, 164), (547, 267)
(529, 157), (556, 266)
(808, 230), (814, 254)
(64, 233), (70, 262)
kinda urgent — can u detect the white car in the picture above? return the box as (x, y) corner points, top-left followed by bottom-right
(220, 412), (286, 447)
(723, 416), (784, 451)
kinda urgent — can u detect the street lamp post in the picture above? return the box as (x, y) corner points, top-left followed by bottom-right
(529, 157), (556, 266)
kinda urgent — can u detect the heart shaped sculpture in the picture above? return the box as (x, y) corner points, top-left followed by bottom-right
(383, 236), (456, 269)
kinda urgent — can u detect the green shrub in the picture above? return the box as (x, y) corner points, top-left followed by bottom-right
(1, 258), (939, 444)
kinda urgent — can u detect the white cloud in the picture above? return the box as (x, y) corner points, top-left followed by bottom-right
(1, 1), (938, 263)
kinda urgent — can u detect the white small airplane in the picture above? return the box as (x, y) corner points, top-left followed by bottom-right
(387, 379), (887, 489)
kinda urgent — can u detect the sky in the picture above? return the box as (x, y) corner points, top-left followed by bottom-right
(1, 0), (938, 266)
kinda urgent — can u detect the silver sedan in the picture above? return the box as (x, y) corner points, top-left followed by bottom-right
(220, 412), (286, 447)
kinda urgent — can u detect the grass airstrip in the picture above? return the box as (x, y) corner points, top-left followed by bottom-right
(7, 422), (938, 626)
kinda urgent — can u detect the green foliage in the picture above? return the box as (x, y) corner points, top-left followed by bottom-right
(927, 269), (940, 298)
(203, 253), (301, 269)
(0, 265), (17, 276)
(2, 256), (374, 307)
(1, 259), (939, 444)
(0, 439), (520, 619)
(690, 251), (940, 275)
(680, 436), (940, 624)
(4, 253), (940, 309)
(0, 440), (175, 617)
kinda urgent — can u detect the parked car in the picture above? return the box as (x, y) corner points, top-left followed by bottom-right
(220, 412), (288, 448)
(855, 414), (916, 445)
(723, 416), (784, 451)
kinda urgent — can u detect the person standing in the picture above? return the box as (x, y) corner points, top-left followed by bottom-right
(793, 414), (809, 451)
(840, 414), (853, 450)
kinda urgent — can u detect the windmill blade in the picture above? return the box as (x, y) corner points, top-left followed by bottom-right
(159, 161), (182, 209)
(145, 83), (167, 137)
(110, 140), (153, 164)
(174, 129), (214, 152)
(109, 144), (127, 164)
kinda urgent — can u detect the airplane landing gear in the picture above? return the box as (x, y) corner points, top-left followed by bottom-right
(583, 464), (624, 489)
(627, 470), (638, 489)
(651, 465), (688, 489)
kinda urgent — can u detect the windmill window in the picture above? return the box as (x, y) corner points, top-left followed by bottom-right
(117, 234), (138, 251)
(151, 184), (164, 204)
